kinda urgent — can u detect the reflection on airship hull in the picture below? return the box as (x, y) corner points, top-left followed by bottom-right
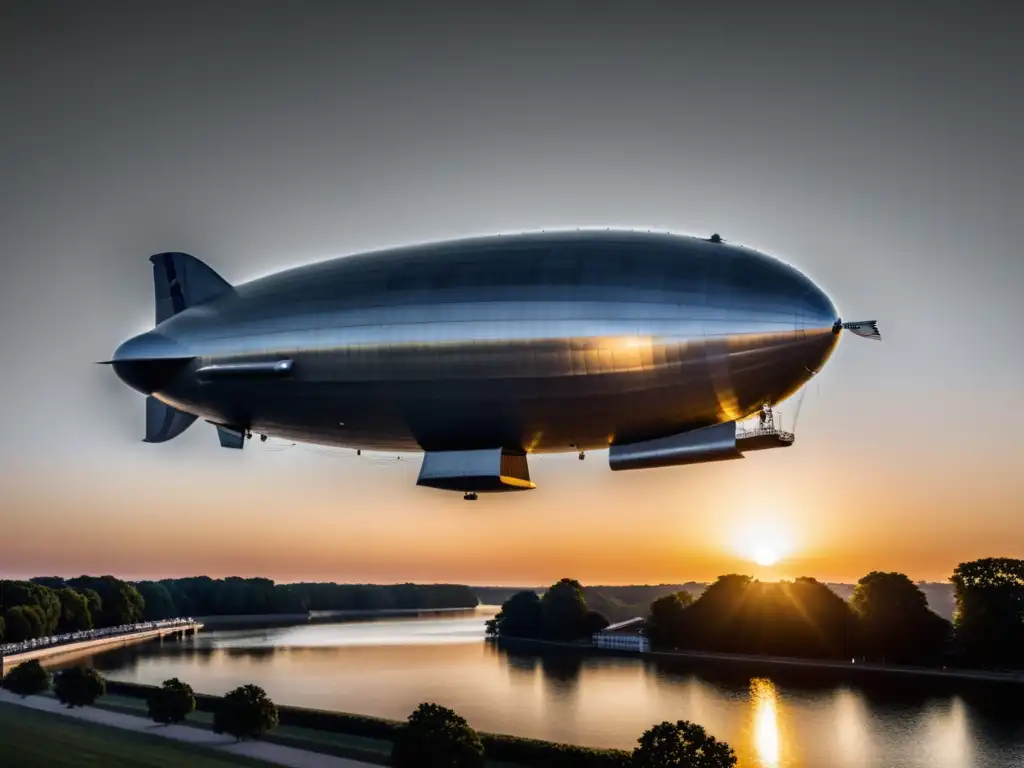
(109, 230), (877, 495)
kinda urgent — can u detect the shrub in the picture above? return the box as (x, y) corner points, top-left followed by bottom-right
(147, 677), (196, 725)
(213, 684), (279, 741)
(53, 666), (106, 708)
(632, 720), (737, 768)
(1, 659), (51, 697)
(391, 702), (485, 768)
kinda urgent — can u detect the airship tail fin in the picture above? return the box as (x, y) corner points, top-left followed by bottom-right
(144, 396), (198, 443)
(150, 252), (235, 325)
(841, 320), (882, 340)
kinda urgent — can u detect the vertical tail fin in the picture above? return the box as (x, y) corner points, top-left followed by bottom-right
(151, 252), (234, 325)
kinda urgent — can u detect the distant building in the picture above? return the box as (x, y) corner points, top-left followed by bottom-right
(593, 617), (649, 652)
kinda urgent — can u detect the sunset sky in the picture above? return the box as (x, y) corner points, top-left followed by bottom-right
(1, 1), (1020, 586)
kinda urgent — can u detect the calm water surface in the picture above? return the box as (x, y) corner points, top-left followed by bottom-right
(67, 608), (1024, 768)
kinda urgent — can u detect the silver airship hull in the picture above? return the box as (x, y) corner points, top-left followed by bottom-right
(109, 230), (868, 493)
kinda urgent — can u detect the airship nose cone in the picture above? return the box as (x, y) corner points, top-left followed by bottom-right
(111, 332), (191, 395)
(797, 278), (841, 332)
(791, 274), (842, 374)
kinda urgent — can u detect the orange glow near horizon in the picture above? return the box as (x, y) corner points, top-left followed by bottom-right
(1, 435), (1022, 587)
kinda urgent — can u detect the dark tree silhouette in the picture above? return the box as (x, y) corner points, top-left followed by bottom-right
(136, 582), (179, 621)
(646, 591), (694, 649)
(486, 590), (543, 638)
(213, 684), (278, 741)
(53, 667), (106, 708)
(147, 678), (196, 725)
(657, 574), (856, 659)
(1, 660), (51, 697)
(951, 558), (1024, 668)
(541, 578), (589, 640)
(632, 720), (737, 768)
(582, 609), (611, 636)
(851, 572), (950, 664)
(391, 702), (485, 768)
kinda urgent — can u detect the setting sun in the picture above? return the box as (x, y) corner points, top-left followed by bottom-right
(734, 518), (795, 569)
(752, 546), (781, 567)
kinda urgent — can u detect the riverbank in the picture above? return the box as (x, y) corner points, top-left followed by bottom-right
(491, 636), (1024, 685)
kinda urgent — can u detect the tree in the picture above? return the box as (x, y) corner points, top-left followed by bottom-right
(55, 588), (93, 632)
(951, 558), (1024, 668)
(270, 585), (309, 614)
(850, 572), (950, 664)
(0, 614), (4, 642)
(0, 581), (61, 636)
(632, 720), (737, 768)
(148, 678), (196, 725)
(663, 575), (857, 659)
(135, 582), (179, 621)
(213, 684), (278, 741)
(541, 578), (589, 641)
(486, 590), (543, 638)
(647, 591), (694, 650)
(67, 576), (144, 627)
(53, 667), (106, 708)
(1, 660), (51, 697)
(391, 702), (485, 768)
(76, 589), (104, 625)
(582, 609), (610, 636)
(3, 605), (45, 643)
(29, 577), (67, 590)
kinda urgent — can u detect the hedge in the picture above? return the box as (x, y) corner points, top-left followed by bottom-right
(480, 733), (630, 767)
(104, 680), (631, 767)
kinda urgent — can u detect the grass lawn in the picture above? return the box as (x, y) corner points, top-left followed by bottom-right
(0, 701), (278, 768)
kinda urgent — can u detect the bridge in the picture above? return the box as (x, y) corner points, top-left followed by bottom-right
(0, 618), (202, 675)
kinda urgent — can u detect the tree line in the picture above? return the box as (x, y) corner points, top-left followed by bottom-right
(0, 576), (478, 643)
(1, 660), (738, 767)
(489, 559), (1024, 670)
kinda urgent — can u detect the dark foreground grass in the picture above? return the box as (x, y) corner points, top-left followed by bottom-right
(0, 702), (277, 768)
(92, 694), (394, 765)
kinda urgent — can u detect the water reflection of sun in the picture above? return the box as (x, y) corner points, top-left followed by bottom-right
(751, 678), (781, 767)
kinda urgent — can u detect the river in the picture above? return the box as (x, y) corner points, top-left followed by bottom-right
(59, 608), (1024, 768)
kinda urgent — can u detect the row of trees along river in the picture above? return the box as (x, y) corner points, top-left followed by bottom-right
(486, 558), (1024, 670)
(0, 576), (477, 643)
(2, 660), (740, 767)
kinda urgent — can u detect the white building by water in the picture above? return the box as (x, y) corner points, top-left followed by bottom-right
(592, 617), (649, 652)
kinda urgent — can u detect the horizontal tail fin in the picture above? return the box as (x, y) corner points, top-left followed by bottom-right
(842, 320), (882, 340)
(144, 397), (198, 443)
(151, 252), (234, 325)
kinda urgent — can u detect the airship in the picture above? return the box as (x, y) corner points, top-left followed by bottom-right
(107, 230), (880, 499)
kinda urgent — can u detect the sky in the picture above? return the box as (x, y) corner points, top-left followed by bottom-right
(1, 1), (1021, 586)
